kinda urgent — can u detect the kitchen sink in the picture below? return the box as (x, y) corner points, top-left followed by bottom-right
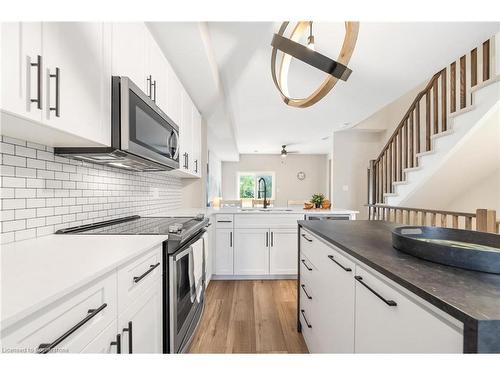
(239, 208), (294, 212)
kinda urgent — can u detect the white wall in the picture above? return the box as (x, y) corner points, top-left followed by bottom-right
(221, 154), (328, 207)
(332, 131), (382, 219)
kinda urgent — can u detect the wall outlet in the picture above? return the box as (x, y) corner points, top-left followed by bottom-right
(342, 185), (349, 192)
(152, 187), (160, 198)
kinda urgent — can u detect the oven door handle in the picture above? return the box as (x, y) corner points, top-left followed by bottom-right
(172, 229), (207, 261)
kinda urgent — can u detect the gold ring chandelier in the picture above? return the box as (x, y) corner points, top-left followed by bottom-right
(271, 21), (359, 108)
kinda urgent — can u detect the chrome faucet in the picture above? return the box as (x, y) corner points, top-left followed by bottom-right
(257, 177), (268, 208)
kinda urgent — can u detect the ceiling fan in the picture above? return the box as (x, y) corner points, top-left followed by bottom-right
(281, 145), (299, 159)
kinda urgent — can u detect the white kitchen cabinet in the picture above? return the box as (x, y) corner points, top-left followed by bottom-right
(269, 229), (298, 274)
(166, 63), (182, 126)
(118, 282), (162, 354)
(354, 266), (463, 353)
(80, 321), (120, 354)
(180, 89), (193, 172)
(111, 23), (148, 93)
(205, 217), (215, 284)
(42, 22), (110, 146)
(215, 228), (234, 275)
(146, 32), (168, 113)
(1, 22), (42, 122)
(234, 228), (270, 275)
(191, 107), (202, 176)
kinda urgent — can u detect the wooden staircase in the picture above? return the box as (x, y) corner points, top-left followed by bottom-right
(368, 35), (496, 205)
(366, 35), (499, 234)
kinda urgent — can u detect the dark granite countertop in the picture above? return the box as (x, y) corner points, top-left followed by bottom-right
(298, 220), (500, 352)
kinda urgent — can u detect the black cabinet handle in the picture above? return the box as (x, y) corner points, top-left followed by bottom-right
(300, 284), (312, 299)
(30, 55), (42, 109)
(266, 232), (269, 247)
(194, 160), (198, 174)
(301, 259), (312, 271)
(186, 153), (189, 169)
(217, 220), (232, 223)
(152, 80), (157, 102)
(327, 255), (352, 272)
(49, 67), (60, 117)
(230, 231), (233, 247)
(38, 303), (107, 353)
(183, 153), (188, 169)
(271, 231), (274, 247)
(301, 233), (313, 242)
(146, 75), (152, 98)
(355, 276), (397, 307)
(300, 309), (312, 328)
(110, 333), (121, 354)
(122, 321), (133, 354)
(133, 262), (160, 283)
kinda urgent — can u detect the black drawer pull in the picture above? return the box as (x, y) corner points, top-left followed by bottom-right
(301, 233), (313, 242)
(122, 321), (133, 354)
(30, 55), (42, 109)
(49, 67), (60, 117)
(217, 220), (232, 223)
(301, 259), (312, 271)
(327, 255), (352, 272)
(110, 333), (121, 354)
(300, 284), (312, 299)
(38, 303), (107, 353)
(355, 276), (397, 307)
(300, 309), (312, 328)
(133, 262), (160, 283)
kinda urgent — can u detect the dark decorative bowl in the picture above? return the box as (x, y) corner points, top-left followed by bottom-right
(392, 226), (500, 274)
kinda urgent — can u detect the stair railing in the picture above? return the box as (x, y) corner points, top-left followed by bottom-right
(366, 204), (498, 234)
(367, 36), (495, 206)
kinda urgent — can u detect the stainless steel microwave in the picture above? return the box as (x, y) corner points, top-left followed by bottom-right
(55, 76), (179, 172)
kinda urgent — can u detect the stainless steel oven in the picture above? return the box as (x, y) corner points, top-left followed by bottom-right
(55, 76), (179, 172)
(167, 230), (206, 353)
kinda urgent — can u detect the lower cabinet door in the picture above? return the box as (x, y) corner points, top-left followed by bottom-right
(80, 320), (119, 354)
(269, 229), (298, 275)
(354, 267), (463, 353)
(118, 282), (162, 354)
(234, 228), (270, 275)
(315, 247), (355, 353)
(215, 229), (234, 275)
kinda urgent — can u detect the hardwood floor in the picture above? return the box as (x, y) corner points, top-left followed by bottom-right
(189, 279), (308, 353)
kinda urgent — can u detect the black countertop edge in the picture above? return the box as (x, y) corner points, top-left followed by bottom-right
(297, 221), (478, 327)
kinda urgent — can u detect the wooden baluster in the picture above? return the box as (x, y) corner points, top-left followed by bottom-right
(408, 210), (413, 225)
(415, 101), (421, 158)
(384, 152), (388, 196)
(388, 144), (392, 193)
(433, 78), (439, 133)
(440, 214), (447, 228)
(398, 129), (403, 181)
(430, 213), (437, 226)
(409, 112), (414, 168)
(425, 91), (431, 150)
(421, 212), (427, 226)
(460, 55), (466, 110)
(441, 69), (447, 132)
(477, 209), (497, 233)
(452, 215), (459, 229)
(403, 121), (408, 169)
(483, 40), (490, 82)
(465, 216), (472, 230)
(392, 139), (397, 183)
(450, 62), (456, 113)
(471, 48), (478, 87)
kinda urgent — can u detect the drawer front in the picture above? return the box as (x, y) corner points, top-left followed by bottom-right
(80, 320), (119, 353)
(354, 266), (463, 353)
(235, 214), (303, 229)
(300, 228), (337, 270)
(1, 272), (117, 353)
(299, 302), (320, 353)
(117, 245), (162, 312)
(216, 214), (234, 229)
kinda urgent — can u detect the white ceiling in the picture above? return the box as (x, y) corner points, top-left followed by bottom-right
(150, 22), (499, 159)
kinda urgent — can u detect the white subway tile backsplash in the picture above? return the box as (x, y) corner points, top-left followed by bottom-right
(1, 136), (182, 243)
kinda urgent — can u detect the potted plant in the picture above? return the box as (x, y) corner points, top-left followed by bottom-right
(310, 193), (325, 208)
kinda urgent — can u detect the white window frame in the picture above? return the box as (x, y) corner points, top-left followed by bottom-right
(236, 171), (276, 200)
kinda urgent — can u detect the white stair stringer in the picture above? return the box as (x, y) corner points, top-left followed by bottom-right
(386, 79), (500, 206)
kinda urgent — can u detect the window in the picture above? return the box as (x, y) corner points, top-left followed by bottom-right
(237, 172), (275, 200)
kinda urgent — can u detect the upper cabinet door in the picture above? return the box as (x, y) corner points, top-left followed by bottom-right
(1, 22), (42, 122)
(191, 108), (202, 176)
(146, 33), (168, 113)
(111, 23), (147, 93)
(166, 63), (182, 127)
(180, 89), (193, 171)
(42, 23), (110, 146)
